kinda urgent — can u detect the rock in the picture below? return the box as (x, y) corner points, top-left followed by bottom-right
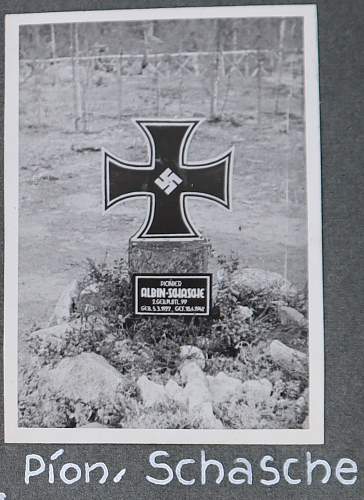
(242, 378), (273, 406)
(31, 320), (81, 355)
(302, 415), (309, 429)
(137, 375), (167, 407)
(230, 268), (297, 301)
(233, 305), (254, 321)
(165, 380), (187, 406)
(212, 268), (227, 303)
(30, 319), (107, 359)
(80, 283), (100, 297)
(180, 361), (222, 429)
(49, 279), (79, 326)
(269, 340), (307, 376)
(216, 268), (226, 285)
(33, 320), (79, 343)
(182, 363), (211, 408)
(296, 395), (306, 406)
(78, 283), (102, 316)
(208, 372), (244, 404)
(212, 283), (219, 304)
(302, 388), (309, 401)
(193, 402), (223, 429)
(278, 306), (307, 328)
(180, 345), (205, 369)
(40, 352), (123, 404)
(180, 360), (205, 385)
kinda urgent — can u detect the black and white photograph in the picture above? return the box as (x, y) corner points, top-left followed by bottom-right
(4, 5), (323, 444)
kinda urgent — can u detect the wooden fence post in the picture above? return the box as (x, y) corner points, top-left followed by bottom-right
(178, 65), (184, 116)
(275, 19), (286, 115)
(33, 26), (42, 128)
(210, 19), (223, 120)
(256, 50), (263, 128)
(154, 68), (160, 116)
(285, 57), (294, 134)
(70, 24), (80, 131)
(117, 51), (123, 124)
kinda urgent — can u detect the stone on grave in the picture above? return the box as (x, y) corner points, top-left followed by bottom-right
(207, 372), (244, 405)
(137, 375), (168, 407)
(180, 345), (206, 369)
(242, 378), (273, 407)
(180, 360), (223, 429)
(165, 379), (187, 407)
(269, 340), (307, 376)
(49, 279), (79, 326)
(230, 268), (297, 302)
(278, 305), (307, 328)
(30, 320), (81, 358)
(39, 352), (124, 404)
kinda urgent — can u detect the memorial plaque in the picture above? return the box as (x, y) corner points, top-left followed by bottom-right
(133, 274), (211, 316)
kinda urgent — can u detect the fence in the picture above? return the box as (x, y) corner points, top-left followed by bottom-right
(20, 49), (304, 134)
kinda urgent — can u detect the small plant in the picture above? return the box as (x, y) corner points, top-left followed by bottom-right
(76, 257), (132, 330)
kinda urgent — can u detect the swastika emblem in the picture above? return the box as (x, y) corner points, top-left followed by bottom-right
(154, 168), (183, 195)
(103, 119), (233, 240)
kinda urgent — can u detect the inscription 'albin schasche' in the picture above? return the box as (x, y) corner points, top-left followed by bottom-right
(140, 287), (205, 299)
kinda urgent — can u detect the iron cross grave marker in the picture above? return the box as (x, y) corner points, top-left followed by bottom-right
(103, 119), (233, 240)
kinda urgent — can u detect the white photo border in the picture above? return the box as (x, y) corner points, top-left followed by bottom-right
(4, 4), (324, 444)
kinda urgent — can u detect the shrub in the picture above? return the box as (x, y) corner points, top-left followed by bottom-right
(76, 257), (132, 331)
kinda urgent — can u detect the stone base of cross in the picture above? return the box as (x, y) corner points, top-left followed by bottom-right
(128, 238), (211, 275)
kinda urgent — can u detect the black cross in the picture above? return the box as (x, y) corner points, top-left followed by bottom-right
(103, 119), (233, 239)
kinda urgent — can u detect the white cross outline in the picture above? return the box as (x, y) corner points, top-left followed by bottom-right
(103, 118), (234, 241)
